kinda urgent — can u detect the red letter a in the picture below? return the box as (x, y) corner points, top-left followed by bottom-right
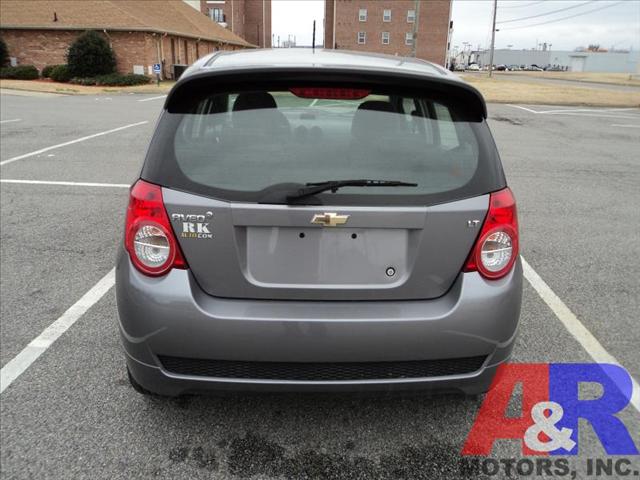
(462, 363), (549, 456)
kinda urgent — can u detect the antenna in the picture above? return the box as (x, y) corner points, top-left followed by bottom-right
(312, 20), (316, 51)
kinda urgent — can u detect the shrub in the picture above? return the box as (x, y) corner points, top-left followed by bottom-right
(69, 77), (97, 86)
(50, 64), (71, 83)
(95, 73), (150, 86)
(42, 64), (65, 78)
(0, 37), (8, 67)
(67, 30), (116, 77)
(0, 65), (39, 80)
(67, 73), (150, 87)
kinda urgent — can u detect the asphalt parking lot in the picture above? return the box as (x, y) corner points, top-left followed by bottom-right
(1, 90), (639, 479)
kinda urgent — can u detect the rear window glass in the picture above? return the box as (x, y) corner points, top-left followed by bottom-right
(144, 84), (504, 206)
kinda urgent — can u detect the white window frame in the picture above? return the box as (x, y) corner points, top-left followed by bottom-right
(381, 32), (390, 45)
(407, 9), (416, 23)
(405, 32), (414, 46)
(383, 9), (391, 22)
(359, 8), (367, 22)
(209, 7), (224, 22)
(357, 31), (367, 44)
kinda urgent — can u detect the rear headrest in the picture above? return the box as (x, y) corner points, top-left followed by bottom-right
(357, 101), (396, 113)
(351, 101), (398, 139)
(232, 91), (277, 111)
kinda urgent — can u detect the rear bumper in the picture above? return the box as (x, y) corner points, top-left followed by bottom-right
(116, 252), (522, 396)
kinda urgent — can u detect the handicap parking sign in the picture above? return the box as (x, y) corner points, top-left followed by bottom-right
(153, 63), (161, 74)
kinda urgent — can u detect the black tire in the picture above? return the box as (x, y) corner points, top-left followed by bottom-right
(127, 366), (153, 395)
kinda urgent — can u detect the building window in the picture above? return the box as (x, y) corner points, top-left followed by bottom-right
(407, 9), (416, 23)
(357, 31), (366, 44)
(209, 7), (224, 22)
(405, 32), (414, 46)
(381, 32), (390, 45)
(359, 8), (367, 21)
(383, 9), (391, 22)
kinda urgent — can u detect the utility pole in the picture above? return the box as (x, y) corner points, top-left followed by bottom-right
(410, 0), (420, 57)
(312, 20), (316, 51)
(488, 0), (497, 77)
(332, 0), (337, 48)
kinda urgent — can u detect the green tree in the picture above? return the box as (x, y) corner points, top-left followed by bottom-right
(67, 31), (116, 77)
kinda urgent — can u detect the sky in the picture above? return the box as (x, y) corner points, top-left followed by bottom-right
(272, 0), (325, 47)
(451, 0), (640, 52)
(271, 0), (640, 52)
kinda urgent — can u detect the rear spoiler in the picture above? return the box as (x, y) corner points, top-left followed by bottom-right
(165, 67), (488, 120)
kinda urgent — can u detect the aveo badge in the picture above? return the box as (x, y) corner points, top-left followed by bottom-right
(171, 211), (213, 239)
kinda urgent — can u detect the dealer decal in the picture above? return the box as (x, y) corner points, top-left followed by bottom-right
(462, 363), (639, 456)
(171, 211), (213, 239)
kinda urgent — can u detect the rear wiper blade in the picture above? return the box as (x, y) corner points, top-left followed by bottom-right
(286, 179), (418, 201)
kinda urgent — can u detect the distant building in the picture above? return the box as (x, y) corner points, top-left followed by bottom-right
(197, 0), (272, 48)
(473, 49), (639, 73)
(324, 0), (452, 65)
(0, 0), (252, 79)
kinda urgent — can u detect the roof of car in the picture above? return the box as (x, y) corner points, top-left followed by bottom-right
(187, 48), (459, 81)
(170, 48), (487, 118)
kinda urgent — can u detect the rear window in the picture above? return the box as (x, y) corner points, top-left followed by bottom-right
(143, 83), (504, 206)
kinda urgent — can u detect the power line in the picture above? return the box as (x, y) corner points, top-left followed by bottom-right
(499, 1), (545, 9)
(500, 1), (625, 30)
(498, 1), (596, 24)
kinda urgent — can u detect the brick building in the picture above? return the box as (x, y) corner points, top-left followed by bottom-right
(0, 0), (253, 79)
(197, 0), (271, 48)
(324, 0), (452, 65)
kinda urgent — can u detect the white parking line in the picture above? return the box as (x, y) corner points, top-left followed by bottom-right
(0, 269), (115, 395)
(521, 256), (640, 413)
(0, 121), (148, 167)
(545, 112), (640, 120)
(505, 105), (640, 120)
(0, 118), (21, 124)
(1, 179), (130, 188)
(611, 124), (640, 128)
(506, 105), (539, 114)
(137, 95), (167, 102)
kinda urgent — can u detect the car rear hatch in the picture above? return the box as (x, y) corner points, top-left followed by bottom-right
(142, 67), (505, 301)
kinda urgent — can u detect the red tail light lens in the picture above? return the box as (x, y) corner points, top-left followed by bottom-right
(463, 188), (519, 280)
(125, 180), (186, 276)
(289, 87), (371, 99)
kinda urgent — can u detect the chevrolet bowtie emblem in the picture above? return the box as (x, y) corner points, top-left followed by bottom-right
(311, 212), (350, 227)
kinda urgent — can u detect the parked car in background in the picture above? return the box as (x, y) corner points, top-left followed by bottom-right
(495, 64), (507, 71)
(507, 65), (521, 71)
(117, 48), (522, 397)
(466, 63), (480, 71)
(528, 65), (544, 71)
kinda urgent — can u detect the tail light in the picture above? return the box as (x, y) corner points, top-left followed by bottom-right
(463, 188), (519, 280)
(124, 180), (187, 276)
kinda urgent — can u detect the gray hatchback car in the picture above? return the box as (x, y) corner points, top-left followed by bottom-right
(116, 49), (522, 396)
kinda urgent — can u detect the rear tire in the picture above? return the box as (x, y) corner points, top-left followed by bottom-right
(127, 366), (153, 395)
